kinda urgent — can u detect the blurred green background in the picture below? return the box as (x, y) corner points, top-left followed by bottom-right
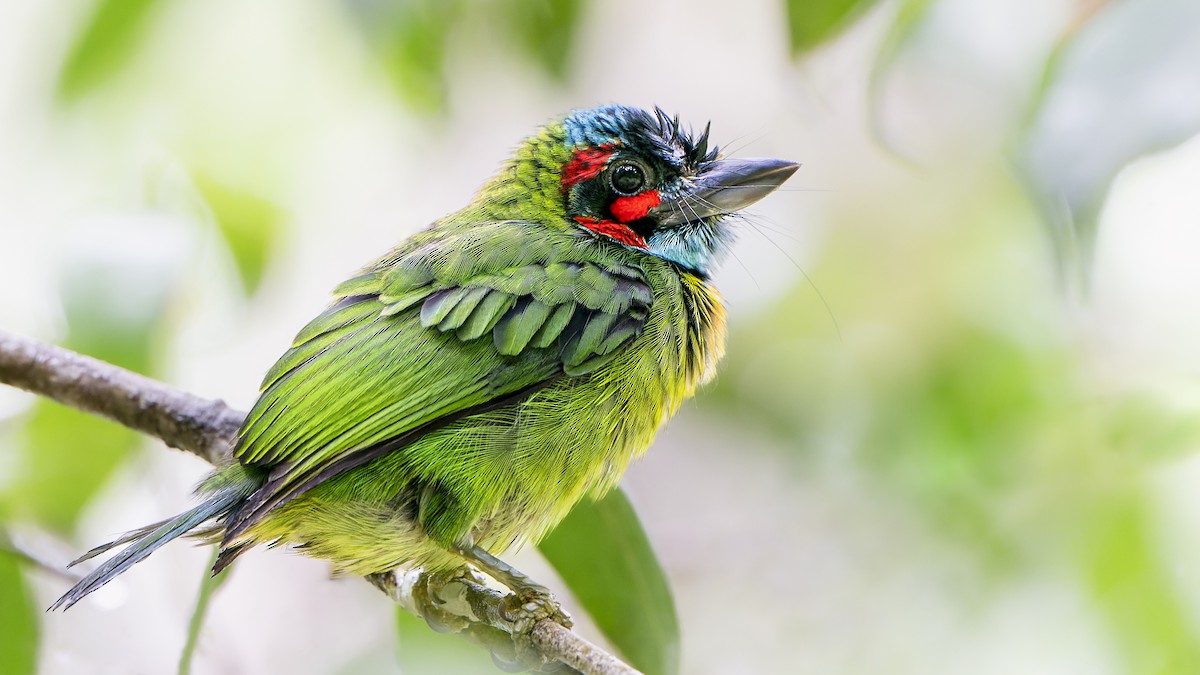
(3, 0), (1200, 673)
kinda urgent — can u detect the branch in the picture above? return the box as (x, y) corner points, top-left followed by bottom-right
(0, 329), (639, 675)
(0, 331), (240, 464)
(0, 530), (82, 584)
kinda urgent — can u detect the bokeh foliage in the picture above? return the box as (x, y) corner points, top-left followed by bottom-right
(194, 173), (284, 297)
(2, 0), (1200, 673)
(0, 553), (39, 675)
(786, 0), (883, 54)
(57, 0), (166, 101)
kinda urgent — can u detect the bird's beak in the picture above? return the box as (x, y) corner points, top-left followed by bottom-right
(650, 158), (800, 226)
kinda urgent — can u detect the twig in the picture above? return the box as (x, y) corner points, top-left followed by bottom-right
(0, 330), (240, 464)
(0, 530), (82, 584)
(0, 329), (639, 675)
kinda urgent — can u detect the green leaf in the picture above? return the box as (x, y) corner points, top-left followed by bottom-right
(344, 0), (461, 115)
(393, 605), (496, 674)
(786, 0), (883, 55)
(538, 488), (679, 675)
(0, 555), (39, 675)
(194, 173), (283, 296)
(1017, 0), (1110, 134)
(506, 0), (585, 81)
(1015, 0), (1200, 285)
(12, 403), (141, 532)
(1079, 494), (1200, 673)
(178, 550), (230, 675)
(867, 0), (935, 159)
(57, 0), (166, 101)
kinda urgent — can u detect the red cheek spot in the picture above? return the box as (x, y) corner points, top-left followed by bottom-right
(575, 217), (648, 249)
(561, 146), (616, 189)
(610, 190), (661, 223)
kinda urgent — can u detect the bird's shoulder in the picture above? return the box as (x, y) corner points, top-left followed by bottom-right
(331, 218), (659, 362)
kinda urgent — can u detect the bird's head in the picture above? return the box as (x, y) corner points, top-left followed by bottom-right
(483, 105), (799, 277)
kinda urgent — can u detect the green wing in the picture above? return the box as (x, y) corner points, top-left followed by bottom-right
(226, 222), (652, 537)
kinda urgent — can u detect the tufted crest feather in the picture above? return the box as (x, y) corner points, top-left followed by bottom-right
(651, 106), (720, 169)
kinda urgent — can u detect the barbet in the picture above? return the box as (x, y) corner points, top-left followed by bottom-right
(54, 105), (798, 623)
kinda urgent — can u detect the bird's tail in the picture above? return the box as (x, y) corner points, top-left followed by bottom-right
(51, 465), (261, 611)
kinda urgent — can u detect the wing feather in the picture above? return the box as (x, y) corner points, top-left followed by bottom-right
(227, 223), (654, 539)
(492, 298), (553, 356)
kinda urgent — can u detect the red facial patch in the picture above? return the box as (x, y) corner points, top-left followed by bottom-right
(561, 146), (615, 189)
(575, 217), (648, 249)
(610, 190), (661, 223)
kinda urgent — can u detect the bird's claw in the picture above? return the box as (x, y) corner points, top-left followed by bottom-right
(454, 565), (490, 588)
(499, 586), (573, 633)
(448, 543), (572, 631)
(416, 568), (571, 672)
(413, 571), (469, 633)
(494, 590), (574, 673)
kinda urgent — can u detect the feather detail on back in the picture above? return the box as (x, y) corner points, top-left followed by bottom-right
(225, 223), (658, 543)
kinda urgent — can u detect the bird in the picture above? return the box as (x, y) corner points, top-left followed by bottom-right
(52, 104), (799, 624)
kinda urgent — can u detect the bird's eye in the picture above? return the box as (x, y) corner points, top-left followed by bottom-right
(609, 161), (646, 196)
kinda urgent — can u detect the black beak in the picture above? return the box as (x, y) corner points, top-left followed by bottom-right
(650, 158), (800, 226)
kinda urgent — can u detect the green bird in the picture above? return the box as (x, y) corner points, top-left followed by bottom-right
(53, 105), (798, 622)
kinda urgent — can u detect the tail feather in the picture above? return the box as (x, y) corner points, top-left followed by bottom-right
(51, 483), (253, 611)
(66, 519), (172, 567)
(212, 541), (251, 575)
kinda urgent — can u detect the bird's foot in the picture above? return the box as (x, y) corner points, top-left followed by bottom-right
(413, 570), (471, 634)
(445, 542), (575, 667)
(417, 567), (570, 672)
(492, 585), (573, 673)
(451, 542), (573, 632)
(451, 564), (490, 588)
(498, 582), (572, 634)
